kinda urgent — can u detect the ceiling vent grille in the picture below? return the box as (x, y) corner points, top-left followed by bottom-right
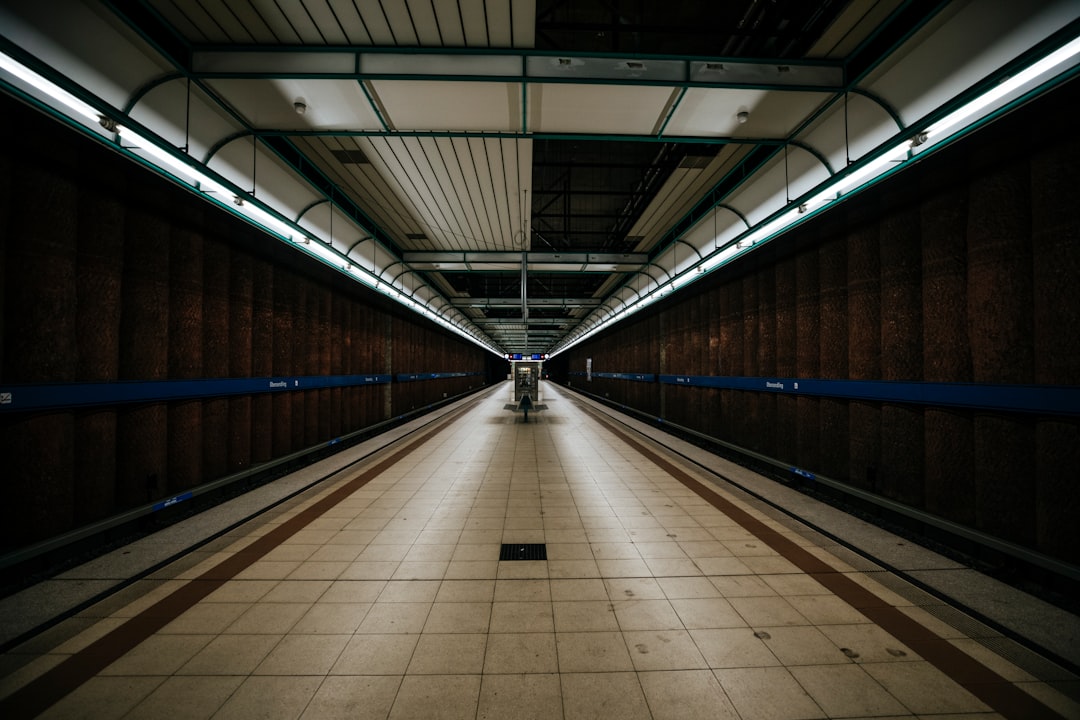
(678, 154), (715, 169)
(331, 149), (370, 165)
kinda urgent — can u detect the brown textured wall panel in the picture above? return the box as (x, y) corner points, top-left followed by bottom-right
(227, 280), (253, 469)
(2, 155), (78, 544)
(250, 257), (273, 464)
(795, 248), (821, 471)
(1035, 420), (1080, 558)
(921, 178), (974, 520)
(317, 287), (332, 441)
(847, 219), (881, 491)
(818, 235), (848, 480)
(73, 172), (124, 523)
(330, 294), (344, 437)
(202, 237), (229, 479)
(1030, 119), (1080, 558)
(117, 193), (170, 507)
(167, 223), (203, 493)
(879, 205), (923, 504)
(968, 161), (1035, 543)
(292, 278), (309, 448)
(271, 269), (293, 457)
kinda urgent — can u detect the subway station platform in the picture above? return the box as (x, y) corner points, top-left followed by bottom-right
(1, 382), (1078, 720)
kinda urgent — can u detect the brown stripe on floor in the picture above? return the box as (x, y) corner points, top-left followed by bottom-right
(0, 397), (480, 720)
(581, 403), (1066, 720)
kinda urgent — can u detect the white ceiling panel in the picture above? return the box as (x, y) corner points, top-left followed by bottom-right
(529, 83), (674, 134)
(373, 80), (520, 131)
(204, 79), (383, 130)
(666, 88), (831, 138)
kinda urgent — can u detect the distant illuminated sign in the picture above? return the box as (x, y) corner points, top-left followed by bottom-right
(506, 353), (547, 361)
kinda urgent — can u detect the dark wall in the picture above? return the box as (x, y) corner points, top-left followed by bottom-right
(0, 97), (489, 553)
(553, 79), (1080, 563)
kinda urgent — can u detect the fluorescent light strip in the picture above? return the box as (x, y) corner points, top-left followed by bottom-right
(0, 51), (99, 122)
(927, 35), (1080, 141)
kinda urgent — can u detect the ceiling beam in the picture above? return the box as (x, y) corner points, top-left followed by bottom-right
(451, 297), (603, 308)
(191, 48), (844, 91)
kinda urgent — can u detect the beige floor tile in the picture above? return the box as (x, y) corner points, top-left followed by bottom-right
(817, 623), (920, 663)
(300, 676), (401, 719)
(476, 673), (563, 720)
(729, 595), (809, 627)
(556, 631), (634, 672)
(496, 561), (549, 579)
(604, 577), (665, 600)
(212, 675), (323, 720)
(690, 628), (781, 668)
(407, 633), (487, 674)
(392, 561), (450, 580)
(202, 579), (278, 603)
(123, 675), (244, 720)
(252, 633), (350, 675)
(224, 602), (311, 634)
(38, 676), (165, 720)
(596, 558), (652, 577)
(495, 579), (552, 601)
(741, 555), (802, 574)
(388, 674), (481, 720)
(670, 597), (747, 629)
(404, 544), (455, 562)
(378, 580), (441, 603)
(483, 632), (559, 674)
(790, 663), (909, 717)
(318, 580), (386, 603)
(443, 560), (499, 579)
(545, 543), (594, 560)
(490, 601), (554, 632)
(285, 561), (350, 581)
(307, 544), (365, 562)
(709, 575), (777, 597)
(262, 580), (332, 603)
(678, 541), (732, 558)
(624, 629), (708, 670)
(357, 602), (432, 634)
(234, 561), (301, 580)
(100, 634), (212, 676)
(553, 600), (619, 632)
(656, 576), (721, 599)
(435, 579), (495, 602)
(862, 661), (993, 715)
(158, 602), (249, 634)
(694, 557), (753, 575)
(331, 633), (419, 674)
(549, 578), (605, 601)
(291, 602), (371, 634)
(451, 544), (500, 561)
(560, 672), (651, 720)
(547, 559), (601, 578)
(638, 669), (741, 720)
(786, 593), (872, 625)
(757, 625), (852, 666)
(177, 633), (282, 675)
(612, 599), (683, 630)
(423, 602), (491, 633)
(645, 558), (704, 577)
(339, 561), (400, 580)
(713, 666), (826, 720)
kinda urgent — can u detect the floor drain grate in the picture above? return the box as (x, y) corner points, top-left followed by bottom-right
(500, 543), (547, 561)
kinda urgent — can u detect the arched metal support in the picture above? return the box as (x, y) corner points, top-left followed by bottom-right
(202, 129), (254, 165)
(346, 236), (373, 259)
(787, 140), (836, 177)
(122, 72), (185, 115)
(673, 238), (703, 261)
(849, 87), (906, 131)
(296, 197), (329, 223)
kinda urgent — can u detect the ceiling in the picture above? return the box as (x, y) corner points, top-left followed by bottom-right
(1, 1), (1078, 355)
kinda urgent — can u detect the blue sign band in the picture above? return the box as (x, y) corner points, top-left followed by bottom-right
(0, 374), (393, 413)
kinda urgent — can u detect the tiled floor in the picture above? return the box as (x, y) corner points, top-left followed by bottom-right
(1, 382), (1078, 719)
